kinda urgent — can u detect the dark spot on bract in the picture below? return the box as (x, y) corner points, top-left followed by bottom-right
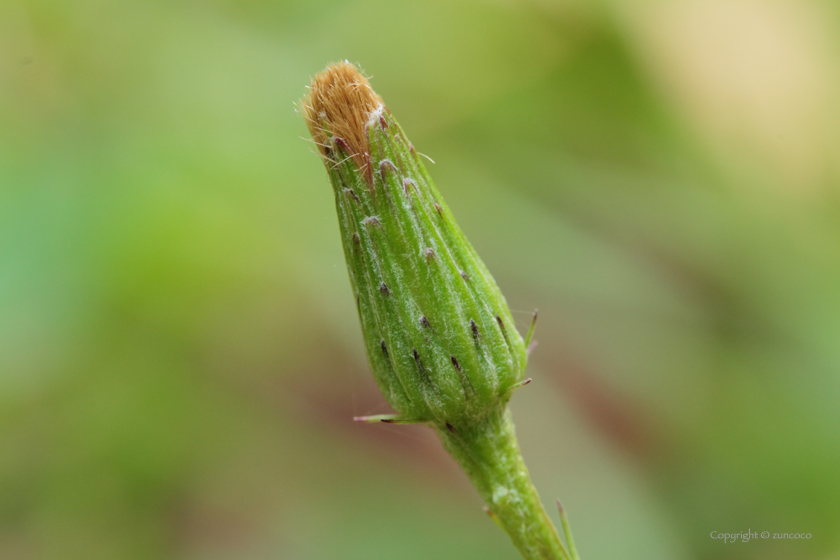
(344, 188), (360, 203)
(413, 348), (432, 386)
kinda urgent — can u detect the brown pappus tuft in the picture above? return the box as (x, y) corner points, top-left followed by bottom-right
(300, 61), (383, 177)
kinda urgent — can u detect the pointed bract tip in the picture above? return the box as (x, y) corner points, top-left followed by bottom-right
(301, 62), (383, 173)
(527, 340), (539, 356)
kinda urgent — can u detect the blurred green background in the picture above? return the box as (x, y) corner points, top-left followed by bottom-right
(2, 0), (840, 559)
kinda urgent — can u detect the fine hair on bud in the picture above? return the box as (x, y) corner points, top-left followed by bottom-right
(300, 61), (383, 173)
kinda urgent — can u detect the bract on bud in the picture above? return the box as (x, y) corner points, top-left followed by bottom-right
(302, 62), (527, 426)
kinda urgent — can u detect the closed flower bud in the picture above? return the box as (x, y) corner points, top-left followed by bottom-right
(302, 62), (527, 426)
(301, 62), (572, 560)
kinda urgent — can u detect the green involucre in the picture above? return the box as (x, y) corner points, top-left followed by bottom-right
(328, 106), (527, 427)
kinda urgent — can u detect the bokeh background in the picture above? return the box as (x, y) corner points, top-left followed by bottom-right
(3, 0), (840, 559)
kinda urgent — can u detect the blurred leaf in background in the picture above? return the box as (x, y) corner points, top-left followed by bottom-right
(1, 1), (839, 559)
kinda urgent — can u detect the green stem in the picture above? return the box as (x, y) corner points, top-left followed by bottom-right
(434, 407), (571, 560)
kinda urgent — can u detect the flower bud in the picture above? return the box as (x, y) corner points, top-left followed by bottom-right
(301, 62), (527, 426)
